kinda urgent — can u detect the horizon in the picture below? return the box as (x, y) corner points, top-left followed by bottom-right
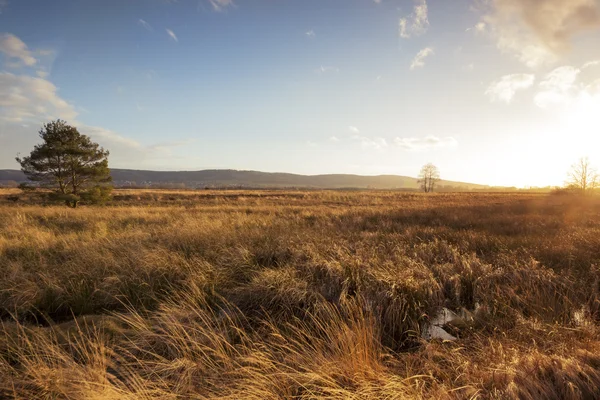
(1, 165), (548, 188)
(1, 0), (600, 188)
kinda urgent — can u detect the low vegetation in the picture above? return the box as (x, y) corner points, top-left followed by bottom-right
(1, 189), (600, 399)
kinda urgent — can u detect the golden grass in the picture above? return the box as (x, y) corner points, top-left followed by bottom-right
(1, 190), (600, 398)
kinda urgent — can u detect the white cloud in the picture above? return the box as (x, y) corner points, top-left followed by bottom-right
(81, 125), (142, 151)
(583, 60), (600, 69)
(0, 34), (195, 169)
(0, 70), (143, 164)
(209, 0), (234, 12)
(166, 29), (178, 42)
(36, 70), (49, 78)
(73, 125), (194, 163)
(496, 31), (557, 69)
(0, 72), (77, 122)
(482, 0), (600, 68)
(540, 66), (580, 92)
(410, 47), (434, 70)
(0, 76), (187, 165)
(399, 0), (429, 38)
(305, 30), (316, 38)
(0, 33), (37, 67)
(485, 73), (535, 103)
(138, 19), (152, 31)
(346, 127), (389, 150)
(394, 136), (458, 150)
(0, 0), (7, 14)
(534, 66), (581, 108)
(355, 136), (388, 150)
(329, 136), (340, 142)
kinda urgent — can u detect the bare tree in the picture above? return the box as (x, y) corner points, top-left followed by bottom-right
(566, 157), (598, 194)
(418, 163), (440, 193)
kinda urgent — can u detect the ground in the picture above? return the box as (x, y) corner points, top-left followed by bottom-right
(1, 189), (600, 399)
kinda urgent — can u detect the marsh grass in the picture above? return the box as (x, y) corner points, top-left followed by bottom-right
(1, 190), (600, 398)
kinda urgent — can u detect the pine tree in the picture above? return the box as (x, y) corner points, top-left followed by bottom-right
(16, 120), (112, 207)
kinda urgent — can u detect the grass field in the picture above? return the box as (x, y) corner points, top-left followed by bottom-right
(1, 189), (600, 399)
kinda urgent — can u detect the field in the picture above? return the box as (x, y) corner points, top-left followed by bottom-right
(1, 189), (600, 399)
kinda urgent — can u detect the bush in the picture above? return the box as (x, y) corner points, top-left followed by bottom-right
(18, 182), (37, 192)
(47, 192), (81, 208)
(80, 185), (113, 205)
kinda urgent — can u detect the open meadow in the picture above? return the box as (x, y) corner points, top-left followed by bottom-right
(1, 189), (600, 399)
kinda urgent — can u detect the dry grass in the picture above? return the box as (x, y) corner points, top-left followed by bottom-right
(1, 189), (600, 398)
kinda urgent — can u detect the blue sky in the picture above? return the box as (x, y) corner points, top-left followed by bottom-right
(1, 0), (600, 187)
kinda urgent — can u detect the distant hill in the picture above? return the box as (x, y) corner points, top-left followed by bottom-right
(0, 169), (489, 190)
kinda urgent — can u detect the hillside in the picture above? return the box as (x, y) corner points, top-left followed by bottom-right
(0, 169), (489, 190)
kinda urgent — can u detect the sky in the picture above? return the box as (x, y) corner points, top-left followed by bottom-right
(1, 0), (600, 187)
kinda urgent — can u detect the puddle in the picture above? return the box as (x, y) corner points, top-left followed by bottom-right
(423, 325), (458, 341)
(423, 304), (592, 341)
(422, 305), (479, 342)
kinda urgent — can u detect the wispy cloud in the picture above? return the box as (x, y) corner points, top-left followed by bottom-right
(485, 73), (535, 103)
(37, 49), (54, 57)
(0, 75), (187, 163)
(463, 63), (475, 72)
(534, 66), (581, 108)
(467, 22), (487, 34)
(0, 0), (8, 14)
(0, 33), (37, 67)
(147, 139), (196, 154)
(143, 70), (158, 80)
(0, 34), (194, 168)
(305, 30), (316, 38)
(166, 29), (178, 42)
(399, 0), (429, 38)
(348, 126), (360, 134)
(583, 60), (600, 70)
(410, 47), (434, 70)
(138, 19), (152, 31)
(208, 0), (234, 12)
(395, 136), (458, 150)
(354, 136), (388, 150)
(315, 65), (339, 74)
(82, 125), (142, 151)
